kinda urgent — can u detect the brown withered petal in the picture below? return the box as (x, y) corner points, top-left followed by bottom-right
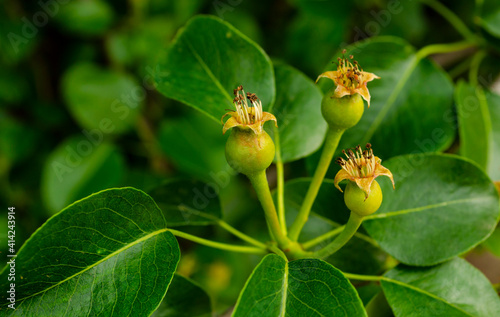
(221, 86), (277, 135)
(334, 144), (394, 199)
(316, 55), (380, 107)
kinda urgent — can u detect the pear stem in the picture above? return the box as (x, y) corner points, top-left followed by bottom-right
(288, 128), (344, 241)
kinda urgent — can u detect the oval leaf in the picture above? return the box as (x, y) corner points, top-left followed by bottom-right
(363, 154), (500, 265)
(155, 15), (275, 122)
(456, 81), (500, 181)
(317, 36), (455, 160)
(232, 254), (366, 316)
(54, 0), (115, 36)
(158, 112), (228, 178)
(268, 63), (327, 163)
(0, 188), (180, 316)
(486, 90), (500, 180)
(382, 258), (500, 316)
(41, 136), (125, 213)
(455, 81), (490, 170)
(148, 179), (222, 226)
(62, 62), (142, 133)
(152, 274), (212, 317)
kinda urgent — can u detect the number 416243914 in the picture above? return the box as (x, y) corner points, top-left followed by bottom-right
(7, 207), (15, 253)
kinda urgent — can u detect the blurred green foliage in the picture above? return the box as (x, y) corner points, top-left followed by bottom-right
(2, 0), (500, 312)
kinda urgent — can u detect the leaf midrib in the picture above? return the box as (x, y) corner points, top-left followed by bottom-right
(11, 228), (169, 305)
(185, 38), (233, 105)
(364, 197), (487, 220)
(382, 277), (474, 316)
(361, 54), (418, 144)
(279, 262), (288, 317)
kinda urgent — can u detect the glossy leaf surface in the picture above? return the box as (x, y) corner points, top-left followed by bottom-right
(232, 254), (366, 316)
(155, 15), (275, 122)
(317, 37), (455, 160)
(382, 258), (500, 316)
(455, 81), (500, 180)
(455, 81), (491, 170)
(0, 188), (180, 316)
(268, 63), (327, 163)
(363, 154), (500, 265)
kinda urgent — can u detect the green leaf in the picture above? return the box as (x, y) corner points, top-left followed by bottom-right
(152, 274), (212, 317)
(148, 179), (222, 226)
(382, 258), (500, 316)
(0, 188), (180, 316)
(54, 0), (115, 36)
(232, 254), (367, 316)
(62, 62), (142, 133)
(281, 178), (387, 275)
(158, 111), (228, 178)
(455, 81), (500, 181)
(155, 15), (275, 122)
(478, 0), (500, 38)
(455, 81), (491, 170)
(317, 36), (455, 160)
(487, 91), (500, 180)
(41, 136), (125, 213)
(268, 63), (327, 163)
(454, 81), (500, 180)
(363, 154), (500, 266)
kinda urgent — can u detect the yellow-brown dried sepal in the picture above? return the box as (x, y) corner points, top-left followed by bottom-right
(222, 111), (277, 135)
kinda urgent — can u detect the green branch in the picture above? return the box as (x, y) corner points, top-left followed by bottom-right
(248, 171), (290, 248)
(343, 272), (383, 282)
(302, 226), (345, 249)
(312, 212), (363, 259)
(288, 128), (344, 241)
(273, 128), (287, 235)
(217, 220), (268, 249)
(469, 50), (487, 87)
(169, 229), (267, 254)
(416, 41), (476, 61)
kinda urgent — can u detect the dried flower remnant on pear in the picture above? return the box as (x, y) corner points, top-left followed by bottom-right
(222, 86), (277, 176)
(221, 85), (277, 135)
(317, 50), (380, 107)
(334, 143), (395, 199)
